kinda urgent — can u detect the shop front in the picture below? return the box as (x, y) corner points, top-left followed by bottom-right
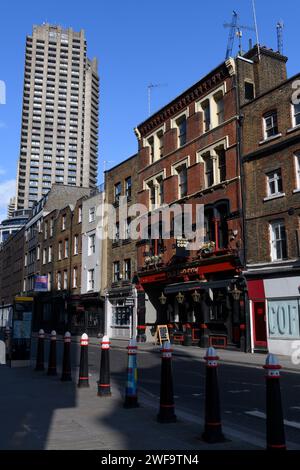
(105, 286), (137, 340)
(138, 256), (247, 350)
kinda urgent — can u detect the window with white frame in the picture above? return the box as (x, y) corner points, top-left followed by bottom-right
(36, 245), (40, 261)
(263, 111), (278, 139)
(203, 153), (214, 187)
(88, 233), (96, 255)
(214, 91), (224, 125)
(293, 102), (300, 127)
(158, 130), (164, 158)
(73, 267), (78, 288)
(294, 153), (300, 189)
(63, 270), (68, 290)
(87, 269), (95, 291)
(48, 273), (52, 291)
(58, 241), (62, 260)
(176, 115), (187, 147)
(201, 99), (211, 132)
(145, 128), (165, 163)
(44, 221), (48, 239)
(50, 218), (54, 237)
(64, 239), (69, 258)
(57, 271), (62, 290)
(266, 169), (283, 197)
(198, 141), (227, 188)
(62, 214), (66, 230)
(145, 172), (165, 209)
(24, 253), (28, 267)
(125, 177), (132, 198)
(177, 164), (188, 198)
(114, 183), (121, 203)
(269, 219), (287, 261)
(113, 222), (120, 243)
(74, 234), (79, 255)
(89, 206), (95, 222)
(43, 248), (47, 265)
(48, 245), (52, 263)
(125, 217), (131, 240)
(113, 261), (120, 282)
(216, 147), (226, 182)
(124, 259), (131, 281)
(78, 206), (82, 223)
(148, 136), (155, 163)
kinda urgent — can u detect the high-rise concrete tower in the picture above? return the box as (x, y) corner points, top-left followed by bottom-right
(16, 24), (99, 210)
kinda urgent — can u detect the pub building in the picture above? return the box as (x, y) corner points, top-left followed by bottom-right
(134, 57), (248, 350)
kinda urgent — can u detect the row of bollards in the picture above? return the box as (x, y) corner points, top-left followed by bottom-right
(34, 329), (286, 450)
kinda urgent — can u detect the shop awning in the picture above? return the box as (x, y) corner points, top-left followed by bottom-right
(164, 279), (234, 294)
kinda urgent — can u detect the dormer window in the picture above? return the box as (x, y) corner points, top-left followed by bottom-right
(201, 100), (211, 132)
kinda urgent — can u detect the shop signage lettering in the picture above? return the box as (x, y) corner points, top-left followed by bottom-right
(268, 299), (300, 338)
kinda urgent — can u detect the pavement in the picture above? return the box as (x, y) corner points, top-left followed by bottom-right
(33, 332), (300, 373)
(0, 359), (259, 450)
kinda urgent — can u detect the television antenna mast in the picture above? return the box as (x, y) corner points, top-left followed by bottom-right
(147, 83), (167, 116)
(276, 20), (284, 54)
(224, 10), (255, 58)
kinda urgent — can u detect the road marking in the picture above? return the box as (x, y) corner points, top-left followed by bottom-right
(228, 389), (250, 394)
(290, 406), (300, 411)
(192, 393), (203, 397)
(245, 410), (300, 430)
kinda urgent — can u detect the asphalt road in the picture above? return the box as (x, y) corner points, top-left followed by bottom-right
(33, 339), (300, 449)
(86, 343), (300, 448)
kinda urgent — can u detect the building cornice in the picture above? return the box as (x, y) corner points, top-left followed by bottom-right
(137, 63), (230, 137)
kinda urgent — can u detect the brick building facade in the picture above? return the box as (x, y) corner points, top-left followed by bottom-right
(104, 155), (140, 340)
(241, 54), (300, 355)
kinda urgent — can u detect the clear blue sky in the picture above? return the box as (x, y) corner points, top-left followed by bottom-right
(0, 0), (299, 221)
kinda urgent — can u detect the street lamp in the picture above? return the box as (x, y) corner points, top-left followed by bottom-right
(229, 284), (242, 301)
(192, 290), (201, 303)
(159, 292), (167, 305)
(176, 291), (185, 304)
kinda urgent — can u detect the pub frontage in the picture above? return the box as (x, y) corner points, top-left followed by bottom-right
(137, 242), (248, 351)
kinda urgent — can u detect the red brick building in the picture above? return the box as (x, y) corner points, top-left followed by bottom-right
(134, 45), (292, 350)
(135, 58), (245, 348)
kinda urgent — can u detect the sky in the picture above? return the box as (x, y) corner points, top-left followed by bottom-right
(0, 0), (299, 222)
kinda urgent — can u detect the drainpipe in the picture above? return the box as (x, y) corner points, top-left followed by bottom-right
(234, 59), (251, 352)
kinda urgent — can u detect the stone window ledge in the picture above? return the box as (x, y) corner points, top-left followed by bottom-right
(263, 193), (285, 202)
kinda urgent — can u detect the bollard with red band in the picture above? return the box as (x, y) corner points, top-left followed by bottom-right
(264, 354), (286, 450)
(202, 347), (225, 443)
(47, 330), (57, 376)
(157, 341), (176, 423)
(78, 333), (89, 388)
(35, 329), (45, 371)
(98, 335), (111, 396)
(124, 338), (139, 408)
(61, 332), (72, 382)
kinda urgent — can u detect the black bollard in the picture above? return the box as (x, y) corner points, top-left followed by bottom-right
(168, 324), (174, 344)
(61, 331), (72, 382)
(157, 341), (177, 423)
(78, 333), (89, 388)
(47, 330), (57, 376)
(202, 347), (225, 443)
(98, 335), (111, 396)
(264, 354), (286, 450)
(124, 338), (139, 408)
(183, 323), (193, 346)
(35, 329), (45, 371)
